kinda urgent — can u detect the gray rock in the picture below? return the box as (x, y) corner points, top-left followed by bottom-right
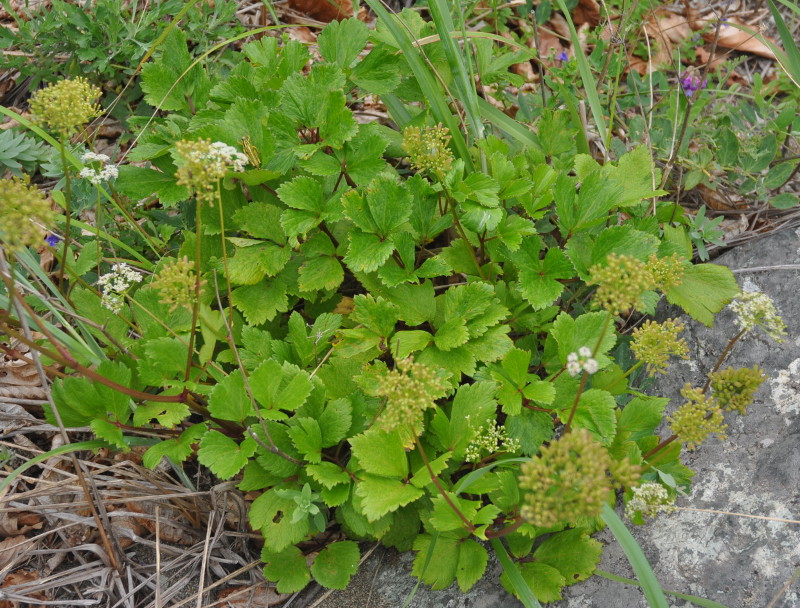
(299, 228), (800, 608)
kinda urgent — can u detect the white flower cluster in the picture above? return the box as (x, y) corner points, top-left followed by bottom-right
(625, 482), (676, 520)
(97, 263), (143, 313)
(464, 418), (521, 463)
(188, 141), (249, 173)
(729, 290), (787, 343)
(566, 346), (599, 377)
(78, 152), (119, 185)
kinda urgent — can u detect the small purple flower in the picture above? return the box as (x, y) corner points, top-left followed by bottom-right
(44, 234), (61, 247)
(679, 70), (708, 98)
(556, 50), (569, 62)
(721, 16), (729, 27)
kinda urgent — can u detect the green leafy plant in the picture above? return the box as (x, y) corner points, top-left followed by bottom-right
(1, 6), (787, 606)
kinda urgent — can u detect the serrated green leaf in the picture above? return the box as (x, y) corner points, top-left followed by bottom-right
(197, 432), (257, 479)
(568, 389), (617, 443)
(311, 541), (360, 589)
(534, 528), (602, 583)
(307, 462), (351, 489)
(250, 487), (311, 551)
(344, 230), (396, 272)
(390, 330), (433, 359)
(428, 493), (479, 532)
(457, 539), (489, 592)
(501, 562), (566, 603)
(142, 424), (206, 469)
(287, 417), (323, 463)
(90, 418), (126, 450)
(208, 370), (252, 422)
(318, 18), (369, 68)
(448, 382), (498, 458)
(506, 410), (554, 455)
(665, 263), (738, 327)
(250, 360), (312, 412)
(411, 534), (460, 590)
(618, 396), (668, 442)
(355, 475), (424, 521)
(262, 546), (311, 593)
(133, 401), (191, 428)
(298, 253), (344, 292)
(318, 397), (352, 447)
(116, 165), (188, 206)
(231, 280), (289, 325)
(350, 429), (408, 478)
(551, 311), (616, 367)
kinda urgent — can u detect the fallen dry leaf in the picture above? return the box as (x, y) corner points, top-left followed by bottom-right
(216, 584), (290, 607)
(572, 0), (601, 27)
(0, 536), (32, 571)
(643, 9), (693, 70)
(0, 511), (43, 538)
(701, 17), (776, 60)
(286, 0), (353, 23)
(0, 569), (47, 608)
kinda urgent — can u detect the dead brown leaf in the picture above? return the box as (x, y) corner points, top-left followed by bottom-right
(644, 9), (693, 70)
(0, 569), (47, 608)
(700, 17), (776, 60)
(286, 0), (352, 23)
(0, 342), (46, 401)
(0, 511), (43, 538)
(0, 536), (32, 571)
(572, 0), (601, 27)
(216, 584), (290, 607)
(126, 501), (196, 545)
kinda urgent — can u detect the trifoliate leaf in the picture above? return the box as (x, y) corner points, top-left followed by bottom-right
(411, 534), (460, 590)
(355, 475), (424, 521)
(551, 311), (616, 367)
(618, 396), (668, 442)
(350, 294), (400, 337)
(197, 432), (257, 479)
(318, 397), (352, 447)
(605, 145), (667, 205)
(318, 18), (369, 68)
(208, 370), (253, 422)
(533, 528), (602, 584)
(568, 389), (617, 443)
(337, 128), (388, 185)
(457, 539), (489, 592)
(665, 263), (738, 327)
(506, 410), (554, 455)
(501, 562), (566, 603)
(344, 230), (396, 272)
(133, 401), (191, 428)
(262, 546), (311, 594)
(428, 493), (479, 532)
(287, 417), (323, 463)
(136, 337), (189, 384)
(50, 361), (133, 428)
(511, 237), (575, 310)
(142, 424), (206, 469)
(306, 462), (351, 489)
(350, 429), (408, 478)
(311, 541), (360, 589)
(250, 488), (311, 551)
(116, 165), (188, 206)
(231, 280), (289, 325)
(250, 359), (312, 412)
(389, 330), (433, 359)
(496, 214), (537, 251)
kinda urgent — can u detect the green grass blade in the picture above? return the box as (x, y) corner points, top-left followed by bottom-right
(427, 0), (484, 142)
(0, 440), (109, 498)
(768, 0), (800, 86)
(490, 537), (543, 608)
(402, 531), (439, 608)
(363, 0), (473, 170)
(553, 0), (609, 154)
(602, 503), (669, 608)
(477, 99), (538, 148)
(596, 570), (731, 608)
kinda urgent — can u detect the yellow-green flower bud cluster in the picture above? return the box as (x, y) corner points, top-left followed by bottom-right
(0, 176), (54, 253)
(647, 253), (685, 291)
(374, 358), (450, 439)
(402, 124), (454, 178)
(151, 257), (199, 313)
(631, 319), (689, 377)
(518, 429), (640, 528)
(709, 365), (765, 415)
(175, 139), (249, 206)
(668, 384), (726, 450)
(625, 482), (676, 520)
(29, 78), (102, 138)
(729, 291), (787, 343)
(588, 253), (655, 315)
(464, 420), (520, 463)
